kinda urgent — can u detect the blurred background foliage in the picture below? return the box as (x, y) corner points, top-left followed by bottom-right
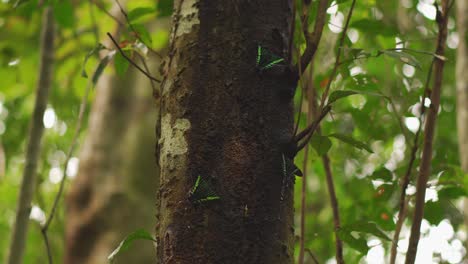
(0, 0), (465, 263)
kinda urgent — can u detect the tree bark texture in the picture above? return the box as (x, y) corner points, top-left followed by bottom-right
(7, 8), (54, 264)
(65, 23), (163, 263)
(455, 0), (468, 252)
(157, 0), (295, 263)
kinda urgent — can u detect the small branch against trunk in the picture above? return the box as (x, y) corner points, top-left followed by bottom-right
(297, 0), (329, 75)
(107, 32), (161, 83)
(294, 0), (356, 153)
(390, 61), (434, 264)
(405, 1), (450, 263)
(7, 8), (55, 264)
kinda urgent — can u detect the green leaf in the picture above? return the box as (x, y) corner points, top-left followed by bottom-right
(92, 54), (111, 85)
(369, 168), (392, 182)
(351, 19), (398, 37)
(108, 229), (155, 263)
(53, 0), (75, 28)
(438, 186), (467, 199)
(114, 51), (130, 77)
(127, 7), (155, 22)
(382, 50), (422, 69)
(82, 44), (106, 78)
(346, 221), (391, 241)
(130, 24), (153, 46)
(424, 201), (445, 225)
(156, 0), (173, 17)
(328, 90), (359, 104)
(337, 229), (369, 255)
(310, 134), (332, 156)
(329, 133), (373, 153)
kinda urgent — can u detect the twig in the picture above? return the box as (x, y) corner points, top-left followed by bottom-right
(322, 155), (343, 263)
(107, 32), (161, 83)
(39, 58), (98, 264)
(405, 1), (449, 263)
(89, 0), (125, 27)
(294, 0), (356, 154)
(294, 105), (331, 152)
(298, 64), (313, 264)
(318, 0), (356, 112)
(390, 61), (434, 264)
(305, 248), (320, 264)
(114, 0), (163, 59)
(6, 8), (55, 264)
(297, 0), (329, 74)
(41, 228), (53, 264)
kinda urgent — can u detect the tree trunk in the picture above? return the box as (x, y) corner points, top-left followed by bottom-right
(456, 0), (468, 252)
(157, 1), (295, 263)
(65, 24), (163, 263)
(7, 8), (55, 264)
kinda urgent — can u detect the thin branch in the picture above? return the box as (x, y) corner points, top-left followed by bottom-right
(7, 8), (55, 264)
(305, 248), (320, 264)
(294, 0), (356, 153)
(107, 32), (161, 83)
(322, 155), (343, 263)
(405, 1), (449, 263)
(114, 0), (163, 59)
(89, 0), (125, 27)
(298, 0), (329, 74)
(298, 64), (314, 264)
(318, 0), (356, 111)
(294, 105), (331, 152)
(41, 228), (53, 264)
(390, 61), (434, 264)
(41, 69), (94, 232)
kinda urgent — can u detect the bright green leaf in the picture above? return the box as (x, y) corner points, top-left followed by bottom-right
(337, 229), (369, 255)
(92, 54), (112, 85)
(329, 133), (373, 153)
(369, 168), (392, 181)
(351, 19), (398, 37)
(382, 50), (422, 69)
(130, 24), (153, 46)
(82, 44), (106, 78)
(53, 0), (75, 28)
(310, 134), (332, 156)
(346, 221), (391, 241)
(424, 201), (445, 225)
(128, 7), (156, 22)
(438, 186), (467, 199)
(328, 90), (359, 104)
(108, 229), (155, 263)
(114, 51), (130, 77)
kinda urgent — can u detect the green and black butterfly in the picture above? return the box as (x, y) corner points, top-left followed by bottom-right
(280, 153), (303, 200)
(188, 175), (220, 204)
(256, 45), (285, 71)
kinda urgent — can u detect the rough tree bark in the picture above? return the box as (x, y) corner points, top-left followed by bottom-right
(455, 0), (468, 251)
(65, 21), (163, 263)
(156, 0), (295, 263)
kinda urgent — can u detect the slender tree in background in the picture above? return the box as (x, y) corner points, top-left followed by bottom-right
(6, 8), (55, 264)
(156, 0), (296, 262)
(65, 16), (165, 264)
(455, 0), (468, 251)
(405, 1), (449, 263)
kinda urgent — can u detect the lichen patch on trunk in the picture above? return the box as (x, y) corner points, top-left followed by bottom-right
(176, 0), (200, 37)
(160, 113), (191, 171)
